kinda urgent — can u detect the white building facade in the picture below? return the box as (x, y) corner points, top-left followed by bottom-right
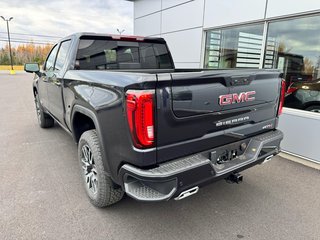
(129, 0), (320, 163)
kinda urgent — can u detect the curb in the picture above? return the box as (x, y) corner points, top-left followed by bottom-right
(279, 152), (320, 170)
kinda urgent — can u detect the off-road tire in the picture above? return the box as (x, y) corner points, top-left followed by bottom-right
(78, 130), (124, 207)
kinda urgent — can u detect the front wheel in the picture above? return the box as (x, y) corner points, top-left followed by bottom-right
(78, 130), (124, 207)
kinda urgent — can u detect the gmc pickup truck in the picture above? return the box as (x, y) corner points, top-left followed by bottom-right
(24, 33), (284, 207)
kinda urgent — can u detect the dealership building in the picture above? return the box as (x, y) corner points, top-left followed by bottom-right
(128, 0), (320, 164)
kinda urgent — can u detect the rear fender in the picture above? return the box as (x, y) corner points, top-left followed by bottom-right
(71, 105), (112, 176)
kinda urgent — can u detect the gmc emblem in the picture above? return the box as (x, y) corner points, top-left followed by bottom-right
(219, 91), (256, 106)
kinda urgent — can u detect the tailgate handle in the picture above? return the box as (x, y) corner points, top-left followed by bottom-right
(229, 76), (252, 86)
(173, 90), (192, 101)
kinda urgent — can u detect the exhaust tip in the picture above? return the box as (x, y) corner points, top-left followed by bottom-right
(174, 186), (199, 201)
(262, 154), (274, 164)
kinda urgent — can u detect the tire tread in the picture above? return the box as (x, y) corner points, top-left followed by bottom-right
(79, 130), (124, 207)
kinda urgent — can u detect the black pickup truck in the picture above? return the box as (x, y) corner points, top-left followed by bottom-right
(25, 33), (284, 207)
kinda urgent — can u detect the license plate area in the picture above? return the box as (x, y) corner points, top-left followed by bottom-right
(210, 139), (251, 165)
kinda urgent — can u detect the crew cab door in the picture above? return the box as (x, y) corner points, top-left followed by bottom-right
(46, 40), (71, 124)
(39, 44), (59, 110)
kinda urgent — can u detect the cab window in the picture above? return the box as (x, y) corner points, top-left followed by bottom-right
(55, 40), (71, 71)
(44, 45), (58, 71)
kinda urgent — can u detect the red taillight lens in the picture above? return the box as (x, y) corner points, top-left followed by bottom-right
(286, 83), (298, 95)
(278, 79), (286, 116)
(126, 90), (155, 148)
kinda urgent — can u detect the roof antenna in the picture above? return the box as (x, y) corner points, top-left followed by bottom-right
(117, 29), (125, 35)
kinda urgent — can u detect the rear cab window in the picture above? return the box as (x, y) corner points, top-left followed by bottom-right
(75, 36), (174, 70)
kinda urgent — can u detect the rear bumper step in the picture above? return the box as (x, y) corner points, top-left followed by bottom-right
(119, 130), (283, 201)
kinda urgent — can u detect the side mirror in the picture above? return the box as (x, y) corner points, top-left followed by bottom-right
(24, 63), (41, 76)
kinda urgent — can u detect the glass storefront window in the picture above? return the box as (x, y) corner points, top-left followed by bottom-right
(264, 15), (320, 112)
(204, 24), (264, 69)
(204, 15), (320, 113)
(264, 15), (320, 84)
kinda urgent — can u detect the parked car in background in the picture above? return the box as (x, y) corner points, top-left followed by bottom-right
(285, 80), (320, 112)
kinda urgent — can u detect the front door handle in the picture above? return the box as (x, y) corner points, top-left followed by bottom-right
(50, 73), (61, 86)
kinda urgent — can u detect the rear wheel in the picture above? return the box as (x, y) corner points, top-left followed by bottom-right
(34, 93), (54, 128)
(78, 130), (124, 207)
(305, 105), (320, 113)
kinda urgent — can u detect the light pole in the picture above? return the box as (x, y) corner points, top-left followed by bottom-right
(0, 16), (15, 74)
(117, 29), (125, 35)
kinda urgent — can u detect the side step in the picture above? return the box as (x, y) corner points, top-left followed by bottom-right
(124, 175), (177, 201)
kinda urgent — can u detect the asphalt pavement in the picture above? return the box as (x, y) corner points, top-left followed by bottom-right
(0, 72), (320, 240)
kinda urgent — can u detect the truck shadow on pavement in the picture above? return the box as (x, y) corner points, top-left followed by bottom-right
(47, 124), (306, 240)
(98, 169), (282, 240)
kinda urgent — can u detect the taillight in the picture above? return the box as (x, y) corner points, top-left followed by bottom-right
(286, 83), (298, 95)
(126, 90), (155, 148)
(278, 79), (286, 116)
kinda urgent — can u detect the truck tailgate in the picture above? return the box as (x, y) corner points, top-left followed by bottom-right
(156, 69), (282, 163)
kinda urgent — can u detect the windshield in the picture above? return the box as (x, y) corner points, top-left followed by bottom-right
(75, 38), (173, 70)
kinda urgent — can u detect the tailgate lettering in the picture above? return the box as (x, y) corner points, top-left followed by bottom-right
(219, 91), (256, 106)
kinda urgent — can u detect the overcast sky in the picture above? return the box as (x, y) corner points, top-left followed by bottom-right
(0, 0), (133, 47)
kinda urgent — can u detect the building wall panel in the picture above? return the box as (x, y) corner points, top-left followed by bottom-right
(266, 0), (320, 18)
(134, 12), (161, 36)
(162, 0), (204, 33)
(134, 0), (161, 18)
(204, 0), (266, 28)
(278, 108), (320, 163)
(162, 0), (193, 10)
(162, 27), (203, 63)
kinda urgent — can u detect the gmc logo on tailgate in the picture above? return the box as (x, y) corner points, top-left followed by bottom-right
(219, 91), (256, 106)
